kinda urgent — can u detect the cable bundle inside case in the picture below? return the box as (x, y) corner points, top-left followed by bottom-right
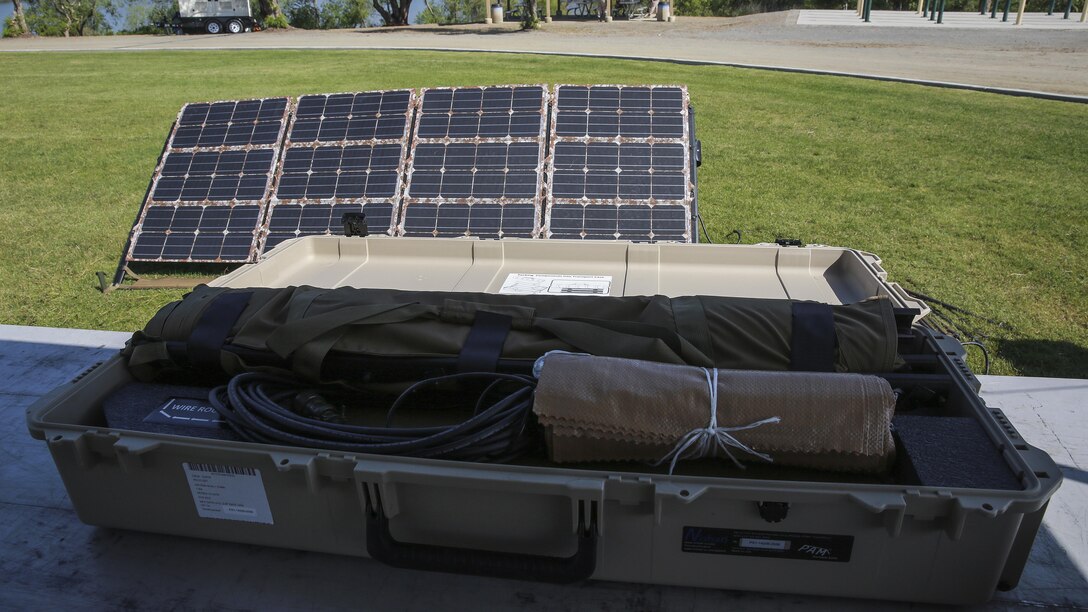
(209, 372), (537, 462)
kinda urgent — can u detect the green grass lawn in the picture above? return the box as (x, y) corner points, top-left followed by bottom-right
(0, 50), (1085, 377)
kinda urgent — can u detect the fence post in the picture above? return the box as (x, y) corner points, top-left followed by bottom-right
(937, 0), (945, 22)
(1002, 0), (1011, 20)
(1062, 0), (1072, 18)
(1015, 0), (1027, 23)
(485, 0), (493, 22)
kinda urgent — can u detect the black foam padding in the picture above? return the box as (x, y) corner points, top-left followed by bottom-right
(893, 415), (1022, 490)
(103, 383), (240, 441)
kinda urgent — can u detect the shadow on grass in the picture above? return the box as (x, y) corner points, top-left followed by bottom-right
(999, 339), (1088, 379)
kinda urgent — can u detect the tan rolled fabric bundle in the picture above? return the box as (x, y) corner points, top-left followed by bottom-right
(533, 353), (897, 474)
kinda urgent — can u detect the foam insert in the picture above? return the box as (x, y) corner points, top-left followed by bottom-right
(103, 382), (241, 441)
(893, 415), (1022, 490)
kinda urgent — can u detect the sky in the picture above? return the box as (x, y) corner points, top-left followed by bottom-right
(1, 0), (427, 37)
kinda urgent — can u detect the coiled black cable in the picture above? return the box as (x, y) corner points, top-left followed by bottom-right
(209, 371), (538, 462)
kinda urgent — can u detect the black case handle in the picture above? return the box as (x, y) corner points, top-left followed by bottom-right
(365, 496), (597, 584)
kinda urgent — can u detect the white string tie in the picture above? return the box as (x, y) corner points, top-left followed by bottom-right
(654, 368), (781, 475)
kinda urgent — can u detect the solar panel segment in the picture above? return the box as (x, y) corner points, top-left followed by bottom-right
(170, 98), (288, 149)
(287, 90), (413, 144)
(400, 85), (548, 239)
(544, 85), (694, 243)
(126, 96), (289, 264)
(262, 89), (415, 251)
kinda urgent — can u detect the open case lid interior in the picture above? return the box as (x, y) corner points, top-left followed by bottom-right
(214, 236), (928, 316)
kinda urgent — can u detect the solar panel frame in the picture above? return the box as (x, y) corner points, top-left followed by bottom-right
(261, 89), (417, 252)
(543, 84), (694, 243)
(125, 97), (290, 264)
(399, 84), (550, 239)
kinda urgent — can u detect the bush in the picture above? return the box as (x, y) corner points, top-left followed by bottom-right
(2, 16), (27, 37)
(417, 0), (483, 24)
(286, 0), (320, 27)
(262, 13), (291, 27)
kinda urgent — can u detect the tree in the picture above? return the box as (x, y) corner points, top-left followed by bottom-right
(417, 0), (481, 24)
(121, 0), (177, 33)
(319, 0), (371, 27)
(285, 0), (318, 26)
(12, 0), (30, 34)
(257, 0), (288, 24)
(520, 0), (539, 28)
(371, 0), (410, 25)
(25, 0), (116, 36)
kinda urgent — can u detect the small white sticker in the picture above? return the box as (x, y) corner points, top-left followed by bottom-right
(739, 537), (790, 551)
(500, 273), (612, 296)
(183, 462), (273, 525)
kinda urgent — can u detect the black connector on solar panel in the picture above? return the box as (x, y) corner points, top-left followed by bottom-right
(342, 213), (369, 237)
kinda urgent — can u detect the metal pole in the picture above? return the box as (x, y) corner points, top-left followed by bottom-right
(1015, 0), (1027, 23)
(1081, 0), (1087, 22)
(1062, 0), (1072, 18)
(924, 0), (931, 17)
(1047, 0), (1055, 14)
(990, 0), (998, 18)
(864, 0), (871, 22)
(937, 0), (945, 22)
(1002, 0), (1011, 21)
(930, 0), (937, 19)
(979, 0), (986, 13)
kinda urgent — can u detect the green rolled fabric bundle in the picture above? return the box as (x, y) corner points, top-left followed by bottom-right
(124, 284), (900, 383)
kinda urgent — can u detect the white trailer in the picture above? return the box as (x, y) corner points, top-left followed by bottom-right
(172, 0), (256, 34)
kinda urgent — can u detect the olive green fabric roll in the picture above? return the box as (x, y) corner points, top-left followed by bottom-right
(125, 285), (900, 383)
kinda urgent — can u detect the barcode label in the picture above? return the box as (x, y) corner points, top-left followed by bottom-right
(187, 463), (256, 476)
(500, 273), (612, 296)
(183, 462), (273, 525)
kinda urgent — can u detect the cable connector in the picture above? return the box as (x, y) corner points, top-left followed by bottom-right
(292, 391), (346, 424)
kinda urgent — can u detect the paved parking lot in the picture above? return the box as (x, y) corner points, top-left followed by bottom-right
(2, 12), (1087, 96)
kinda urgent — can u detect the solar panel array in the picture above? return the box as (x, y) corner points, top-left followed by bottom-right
(121, 85), (696, 273)
(544, 85), (693, 242)
(399, 85), (549, 239)
(263, 90), (415, 250)
(127, 97), (289, 263)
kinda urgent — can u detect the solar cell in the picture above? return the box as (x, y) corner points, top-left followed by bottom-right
(127, 96), (289, 264)
(544, 85), (694, 243)
(400, 85), (548, 239)
(263, 89), (416, 248)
